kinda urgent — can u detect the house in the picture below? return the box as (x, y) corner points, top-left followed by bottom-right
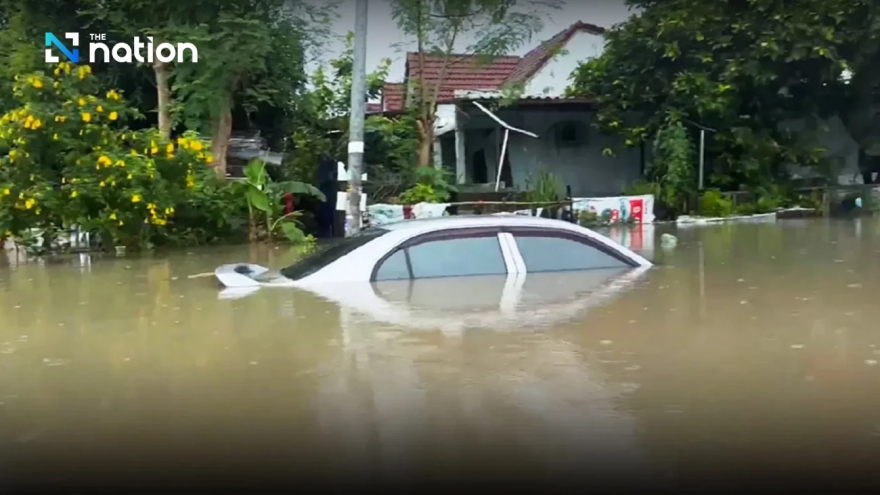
(380, 21), (645, 198)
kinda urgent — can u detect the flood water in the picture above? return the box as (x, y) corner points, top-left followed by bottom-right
(2, 219), (880, 489)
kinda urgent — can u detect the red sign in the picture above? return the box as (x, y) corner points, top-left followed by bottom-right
(629, 198), (644, 224)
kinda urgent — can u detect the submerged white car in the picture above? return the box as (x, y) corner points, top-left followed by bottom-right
(215, 215), (652, 289)
(215, 216), (653, 331)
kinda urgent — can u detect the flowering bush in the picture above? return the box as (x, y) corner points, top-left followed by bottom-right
(0, 62), (232, 249)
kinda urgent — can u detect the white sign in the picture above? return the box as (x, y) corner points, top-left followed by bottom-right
(572, 195), (655, 224)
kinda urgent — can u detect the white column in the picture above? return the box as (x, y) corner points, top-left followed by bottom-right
(454, 108), (466, 184)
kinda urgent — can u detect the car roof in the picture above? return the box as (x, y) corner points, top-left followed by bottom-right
(379, 214), (579, 232)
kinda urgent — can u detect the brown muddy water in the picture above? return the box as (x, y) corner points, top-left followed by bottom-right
(1, 219), (880, 489)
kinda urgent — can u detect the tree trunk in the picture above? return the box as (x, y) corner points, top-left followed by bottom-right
(153, 60), (171, 139)
(211, 102), (233, 178)
(417, 122), (434, 168)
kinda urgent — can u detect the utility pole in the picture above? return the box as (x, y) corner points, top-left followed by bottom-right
(346, 0), (368, 236)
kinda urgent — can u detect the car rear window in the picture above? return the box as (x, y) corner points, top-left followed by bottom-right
(279, 227), (390, 280)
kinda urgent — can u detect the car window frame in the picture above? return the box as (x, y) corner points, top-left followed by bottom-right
(370, 227), (507, 282)
(502, 226), (640, 269)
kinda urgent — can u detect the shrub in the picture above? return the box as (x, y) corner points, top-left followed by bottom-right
(698, 189), (733, 217)
(0, 62), (238, 250)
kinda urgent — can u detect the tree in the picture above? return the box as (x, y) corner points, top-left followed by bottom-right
(83, 0), (330, 175)
(391, 0), (559, 168)
(285, 33), (420, 192)
(567, 0), (875, 188)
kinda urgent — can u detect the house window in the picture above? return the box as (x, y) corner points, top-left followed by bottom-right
(553, 120), (586, 147)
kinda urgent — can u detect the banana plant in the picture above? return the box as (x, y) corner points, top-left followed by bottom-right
(242, 159), (325, 243)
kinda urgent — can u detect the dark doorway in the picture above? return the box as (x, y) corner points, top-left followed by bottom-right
(472, 149), (488, 184)
(316, 154), (339, 238)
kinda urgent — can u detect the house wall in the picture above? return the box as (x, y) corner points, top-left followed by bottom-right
(522, 30), (605, 98)
(461, 107), (642, 197)
(778, 116), (880, 184)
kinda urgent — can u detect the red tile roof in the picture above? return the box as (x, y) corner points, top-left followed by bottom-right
(505, 21), (605, 86)
(405, 52), (521, 103)
(380, 20), (605, 112)
(381, 82), (406, 112)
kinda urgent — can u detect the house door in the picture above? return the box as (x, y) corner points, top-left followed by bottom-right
(472, 149), (488, 183)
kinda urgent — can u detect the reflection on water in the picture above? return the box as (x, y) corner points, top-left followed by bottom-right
(2, 219), (880, 487)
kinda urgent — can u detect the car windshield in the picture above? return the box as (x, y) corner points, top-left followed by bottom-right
(279, 227), (390, 280)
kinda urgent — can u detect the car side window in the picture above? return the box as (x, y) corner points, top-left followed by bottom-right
(407, 235), (507, 279)
(374, 249), (410, 281)
(513, 234), (629, 272)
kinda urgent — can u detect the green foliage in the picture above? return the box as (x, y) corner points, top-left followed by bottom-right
(566, 0), (860, 189)
(241, 158), (324, 243)
(0, 62), (236, 250)
(397, 167), (457, 204)
(645, 117), (696, 215)
(524, 170), (563, 203)
(577, 210), (601, 227)
(398, 184), (442, 204)
(283, 36), (420, 197)
(622, 180), (659, 197)
(698, 189), (733, 218)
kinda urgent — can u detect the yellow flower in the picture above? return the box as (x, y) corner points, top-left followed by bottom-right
(150, 140), (158, 154)
(99, 181), (105, 187)
(54, 67), (61, 76)
(77, 66), (90, 80)
(24, 198), (36, 209)
(31, 79), (43, 89)
(96, 105), (103, 113)
(53, 133), (59, 140)
(97, 155), (112, 167)
(205, 154), (214, 164)
(165, 207), (174, 215)
(18, 192), (23, 199)
(115, 160), (125, 167)
(131, 193), (141, 203)
(108, 111), (118, 121)
(78, 98), (86, 106)
(106, 89), (120, 100)
(31, 119), (41, 130)
(166, 143), (174, 154)
(190, 140), (203, 151)
(55, 115), (66, 122)
(70, 190), (78, 198)
(127, 173), (133, 179)
(118, 220), (124, 226)
(81, 112), (91, 122)
(177, 137), (188, 147)
(3, 188), (10, 195)
(109, 212), (116, 220)
(130, 149), (137, 156)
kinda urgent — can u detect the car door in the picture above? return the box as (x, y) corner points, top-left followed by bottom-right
(371, 228), (515, 315)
